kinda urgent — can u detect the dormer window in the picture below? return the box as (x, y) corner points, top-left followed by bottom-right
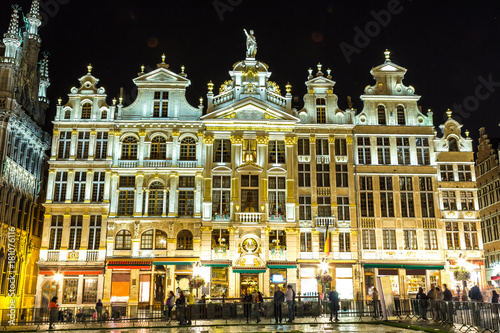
(397, 105), (405, 125)
(448, 138), (459, 152)
(101, 110), (107, 120)
(64, 109), (71, 120)
(153, 91), (168, 118)
(377, 105), (386, 125)
(316, 98), (326, 124)
(81, 103), (91, 119)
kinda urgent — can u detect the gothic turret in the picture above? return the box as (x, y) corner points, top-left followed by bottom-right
(2, 5), (21, 59)
(38, 52), (50, 102)
(25, 0), (42, 36)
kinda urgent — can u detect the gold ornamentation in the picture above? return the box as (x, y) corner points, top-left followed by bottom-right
(332, 230), (339, 235)
(308, 89), (314, 94)
(53, 130), (60, 136)
(312, 230), (320, 235)
(309, 136), (316, 143)
(264, 114), (277, 120)
(228, 227), (235, 233)
(328, 136), (335, 144)
(256, 136), (269, 145)
(230, 135), (244, 145)
(203, 136), (214, 144)
(172, 129), (180, 137)
(327, 89), (333, 94)
(167, 239), (176, 243)
(90, 130), (97, 136)
(346, 137), (353, 144)
(223, 113), (236, 118)
(207, 81), (214, 93)
(207, 126), (293, 132)
(285, 82), (292, 94)
(285, 228), (298, 233)
(72, 129), (78, 135)
(267, 81), (281, 95)
(265, 227), (271, 234)
(197, 130), (204, 137)
(284, 136), (298, 146)
(350, 230), (358, 236)
(139, 129), (146, 136)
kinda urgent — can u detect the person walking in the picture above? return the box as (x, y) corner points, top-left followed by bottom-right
(416, 287), (429, 321)
(49, 296), (59, 330)
(328, 287), (340, 322)
(166, 291), (175, 320)
(285, 285), (295, 323)
(372, 287), (380, 319)
(255, 291), (263, 323)
(492, 290), (499, 303)
(273, 286), (285, 323)
(95, 299), (103, 321)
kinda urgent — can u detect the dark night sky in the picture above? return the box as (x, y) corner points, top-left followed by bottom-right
(2, 0), (500, 144)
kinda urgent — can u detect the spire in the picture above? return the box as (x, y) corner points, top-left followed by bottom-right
(38, 52), (50, 102)
(26, 0), (42, 35)
(384, 49), (391, 63)
(3, 5), (22, 59)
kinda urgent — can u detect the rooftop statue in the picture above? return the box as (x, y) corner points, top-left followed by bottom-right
(243, 29), (257, 58)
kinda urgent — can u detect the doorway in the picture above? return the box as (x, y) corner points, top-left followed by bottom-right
(240, 273), (259, 295)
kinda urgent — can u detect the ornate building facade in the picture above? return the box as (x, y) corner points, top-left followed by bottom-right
(0, 1), (51, 308)
(36, 36), (484, 308)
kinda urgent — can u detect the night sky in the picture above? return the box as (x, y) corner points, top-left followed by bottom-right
(2, 0), (500, 144)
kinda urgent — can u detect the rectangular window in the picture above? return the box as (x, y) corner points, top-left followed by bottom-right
(335, 164), (348, 187)
(63, 279), (79, 304)
(446, 222), (460, 249)
(383, 229), (397, 250)
(153, 91), (168, 117)
(77, 131), (91, 159)
(458, 165), (472, 181)
(339, 232), (350, 252)
(464, 222), (478, 250)
(380, 176), (394, 217)
(316, 164), (330, 187)
(58, 131), (71, 159)
(268, 140), (285, 164)
(377, 137), (390, 165)
(396, 137), (410, 165)
(440, 164), (454, 181)
(399, 176), (414, 218)
(300, 232), (312, 252)
(118, 190), (134, 216)
(316, 98), (326, 124)
(360, 176), (374, 217)
(335, 138), (347, 156)
(72, 171), (86, 202)
(442, 191), (457, 210)
(299, 196), (311, 221)
(403, 230), (418, 250)
(241, 175), (259, 213)
(316, 138), (329, 156)
(493, 217), (499, 240)
(83, 279), (98, 303)
(423, 230), (438, 250)
(243, 139), (257, 163)
(337, 196), (350, 221)
(298, 163), (311, 187)
(420, 177), (435, 218)
(92, 172), (105, 202)
(298, 138), (310, 156)
(357, 137), (371, 164)
(212, 175), (231, 218)
(88, 215), (101, 250)
(178, 191), (194, 216)
(119, 176), (135, 188)
(460, 191), (475, 210)
(49, 215), (63, 250)
(95, 132), (108, 159)
(213, 139), (231, 163)
(416, 137), (430, 165)
(54, 171), (68, 202)
(68, 215), (83, 250)
(317, 195), (331, 217)
(268, 176), (286, 219)
(362, 230), (376, 250)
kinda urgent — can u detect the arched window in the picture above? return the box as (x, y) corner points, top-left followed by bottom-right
(115, 229), (131, 250)
(397, 105), (405, 125)
(180, 137), (196, 161)
(41, 281), (59, 309)
(141, 230), (154, 249)
(121, 136), (138, 160)
(148, 181), (164, 216)
(177, 230), (193, 250)
(101, 110), (107, 119)
(150, 136), (167, 160)
(377, 105), (386, 125)
(81, 103), (92, 119)
(155, 230), (167, 249)
(64, 109), (71, 119)
(448, 138), (459, 152)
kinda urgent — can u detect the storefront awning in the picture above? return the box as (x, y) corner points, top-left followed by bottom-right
(363, 263), (444, 270)
(491, 275), (500, 281)
(326, 260), (356, 264)
(40, 269), (103, 275)
(107, 260), (152, 269)
(152, 257), (199, 265)
(233, 267), (267, 274)
(201, 260), (232, 267)
(267, 261), (297, 269)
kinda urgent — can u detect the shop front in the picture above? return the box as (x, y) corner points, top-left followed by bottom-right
(233, 267), (266, 296)
(267, 261), (297, 295)
(200, 260), (232, 297)
(446, 259), (485, 295)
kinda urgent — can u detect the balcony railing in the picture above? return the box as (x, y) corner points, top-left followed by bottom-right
(119, 160), (139, 168)
(315, 217), (336, 228)
(144, 160), (172, 168)
(178, 161), (198, 168)
(237, 213), (262, 223)
(86, 250), (99, 262)
(47, 251), (59, 261)
(316, 155), (330, 163)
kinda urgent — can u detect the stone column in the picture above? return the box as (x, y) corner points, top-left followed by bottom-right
(171, 130), (179, 166)
(162, 189), (168, 217)
(85, 170), (93, 203)
(46, 170), (56, 203)
(103, 171), (112, 204)
(88, 129), (96, 160)
(51, 130), (60, 160)
(200, 226), (213, 260)
(109, 173), (119, 217)
(168, 173), (179, 217)
(80, 214), (91, 261)
(310, 135), (318, 221)
(284, 136), (298, 222)
(66, 170), (75, 203)
(69, 129), (78, 160)
(102, 269), (113, 305)
(107, 130), (115, 161)
(134, 174), (144, 217)
(329, 136), (336, 219)
(143, 189), (149, 216)
(196, 131), (203, 167)
(113, 130), (121, 167)
(257, 135), (269, 221)
(194, 172), (203, 218)
(230, 135), (243, 220)
(138, 129), (146, 167)
(203, 135), (214, 221)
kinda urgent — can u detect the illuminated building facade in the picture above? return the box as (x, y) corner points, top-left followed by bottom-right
(36, 39), (484, 308)
(0, 1), (51, 308)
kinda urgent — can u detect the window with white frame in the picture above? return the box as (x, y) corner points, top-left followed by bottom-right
(335, 164), (348, 187)
(377, 137), (390, 165)
(359, 176), (374, 217)
(460, 191), (475, 210)
(153, 91), (168, 117)
(464, 222), (479, 250)
(335, 138), (347, 156)
(416, 137), (430, 165)
(298, 138), (310, 156)
(243, 139), (256, 163)
(83, 279), (97, 303)
(118, 176), (135, 216)
(420, 177), (435, 218)
(380, 176), (394, 217)
(458, 165), (472, 181)
(299, 196), (311, 221)
(377, 105), (386, 125)
(396, 137), (410, 165)
(81, 103), (92, 119)
(148, 181), (165, 216)
(72, 172), (86, 203)
(357, 137), (371, 164)
(121, 136), (138, 160)
(317, 195), (331, 217)
(49, 215), (63, 250)
(268, 140), (285, 164)
(316, 98), (326, 124)
(316, 164), (330, 187)
(440, 164), (454, 181)
(268, 176), (286, 218)
(446, 222), (460, 249)
(180, 137), (196, 161)
(68, 215), (83, 250)
(241, 175), (259, 213)
(442, 191), (457, 210)
(337, 196), (350, 221)
(58, 131), (71, 159)
(423, 229), (438, 250)
(300, 232), (312, 252)
(212, 175), (231, 218)
(298, 163), (311, 187)
(92, 171), (105, 203)
(77, 131), (90, 159)
(150, 136), (167, 160)
(339, 232), (350, 252)
(178, 176), (195, 217)
(397, 105), (405, 125)
(403, 230), (418, 250)
(362, 229), (376, 250)
(399, 176), (415, 218)
(53, 171), (68, 202)
(88, 215), (101, 250)
(316, 138), (329, 156)
(95, 132), (108, 159)
(213, 139), (231, 163)
(383, 229), (397, 250)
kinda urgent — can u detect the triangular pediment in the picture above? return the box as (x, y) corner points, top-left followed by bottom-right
(371, 61), (407, 74)
(133, 68), (190, 87)
(306, 76), (335, 86)
(202, 97), (298, 121)
(236, 162), (263, 173)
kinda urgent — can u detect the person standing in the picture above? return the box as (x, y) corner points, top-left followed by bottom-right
(328, 287), (340, 322)
(255, 291), (263, 323)
(372, 288), (380, 319)
(443, 284), (452, 301)
(285, 285), (295, 323)
(492, 290), (499, 303)
(273, 286), (285, 323)
(166, 291), (175, 320)
(416, 287), (429, 321)
(469, 284), (482, 302)
(95, 299), (103, 321)
(176, 291), (186, 325)
(243, 291), (253, 323)
(49, 297), (59, 330)
(427, 285), (436, 320)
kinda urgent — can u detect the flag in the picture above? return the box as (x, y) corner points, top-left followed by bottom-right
(324, 223), (331, 255)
